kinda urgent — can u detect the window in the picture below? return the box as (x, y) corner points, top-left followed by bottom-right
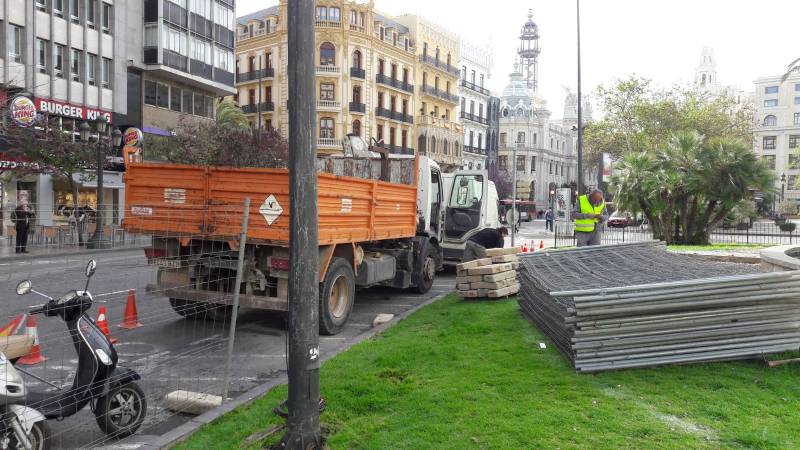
(145, 80), (158, 106)
(376, 124), (384, 143)
(402, 130), (408, 149)
(214, 2), (235, 30)
(549, 161), (553, 174)
(391, 63), (397, 80)
(470, 100), (475, 114)
(87, 53), (97, 85)
(71, 0), (79, 20)
(191, 37), (212, 65)
(101, 58), (111, 88)
(164, 26), (188, 56)
(87, 0), (96, 27)
(319, 42), (335, 65)
(403, 68), (409, 84)
(765, 86), (779, 94)
(763, 136), (777, 150)
(215, 46), (234, 72)
(393, 32), (397, 46)
(790, 135), (799, 149)
(478, 134), (483, 150)
(795, 97), (800, 105)
(531, 156), (536, 172)
(435, 76), (439, 90)
(500, 133), (507, 147)
(102, 3), (111, 33)
(390, 96), (396, 112)
(352, 120), (361, 136)
(190, 0), (211, 18)
(9, 25), (23, 63)
(54, 44), (65, 78)
(71, 49), (81, 81)
(795, 113), (800, 126)
(157, 83), (170, 108)
(423, 42), (428, 58)
(54, 0), (64, 15)
(320, 83), (335, 101)
(765, 99), (779, 107)
(315, 6), (327, 20)
(517, 132), (525, 144)
(499, 155), (507, 170)
(320, 117), (334, 139)
(170, 87), (182, 112)
(517, 156), (525, 171)
(796, 84), (800, 92)
(471, 70), (476, 84)
(377, 93), (384, 109)
(469, 131), (474, 147)
(790, 155), (800, 170)
(389, 127), (396, 146)
(183, 90), (194, 113)
(37, 39), (48, 74)
(352, 50), (361, 69)
(480, 74), (484, 88)
(330, 7), (340, 22)
(789, 175), (799, 190)
(764, 115), (777, 127)
(378, 59), (385, 76)
(479, 104), (483, 119)
(435, 48), (440, 62)
(194, 93), (205, 116)
(402, 99), (408, 115)
(36, 0), (46, 11)
(446, 81), (451, 95)
(248, 89), (256, 105)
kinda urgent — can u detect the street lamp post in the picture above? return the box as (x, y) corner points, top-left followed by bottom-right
(576, 0), (584, 196)
(781, 172), (787, 204)
(87, 117), (122, 249)
(511, 142), (522, 247)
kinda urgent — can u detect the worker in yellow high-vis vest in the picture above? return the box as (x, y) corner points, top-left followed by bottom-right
(573, 190), (608, 247)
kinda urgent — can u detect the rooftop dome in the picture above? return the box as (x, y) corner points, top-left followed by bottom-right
(520, 10), (539, 39)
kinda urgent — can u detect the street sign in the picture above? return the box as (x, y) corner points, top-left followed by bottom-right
(260, 195), (283, 226)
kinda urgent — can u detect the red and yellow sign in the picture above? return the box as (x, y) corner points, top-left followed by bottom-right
(10, 96), (37, 127)
(123, 128), (144, 147)
(35, 98), (112, 123)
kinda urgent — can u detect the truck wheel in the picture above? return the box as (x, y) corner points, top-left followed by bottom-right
(319, 257), (355, 335)
(413, 245), (436, 294)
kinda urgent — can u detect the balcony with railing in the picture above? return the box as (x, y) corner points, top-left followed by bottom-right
(375, 108), (414, 124)
(416, 114), (464, 137)
(464, 145), (487, 155)
(236, 68), (275, 84)
(317, 100), (342, 110)
(240, 102), (275, 114)
(349, 23), (366, 33)
(420, 85), (459, 104)
(350, 67), (366, 79)
(460, 78), (490, 96)
(315, 19), (342, 29)
(375, 74), (414, 94)
(318, 137), (343, 149)
(419, 54), (460, 76)
(237, 27), (269, 42)
(349, 102), (366, 113)
(316, 65), (341, 75)
(460, 111), (488, 125)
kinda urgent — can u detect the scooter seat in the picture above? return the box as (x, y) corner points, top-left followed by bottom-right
(0, 335), (34, 360)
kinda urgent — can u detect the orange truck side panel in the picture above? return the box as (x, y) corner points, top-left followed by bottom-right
(122, 162), (419, 245)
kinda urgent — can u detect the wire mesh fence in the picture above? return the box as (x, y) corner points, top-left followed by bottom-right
(0, 200), (284, 449)
(554, 220), (800, 248)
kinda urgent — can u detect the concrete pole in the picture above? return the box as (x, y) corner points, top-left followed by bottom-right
(282, 0), (321, 448)
(576, 0), (584, 196)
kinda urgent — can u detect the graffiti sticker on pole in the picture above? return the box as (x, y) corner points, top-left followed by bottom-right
(260, 195), (283, 226)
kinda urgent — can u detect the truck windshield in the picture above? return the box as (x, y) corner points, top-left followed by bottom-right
(449, 175), (484, 208)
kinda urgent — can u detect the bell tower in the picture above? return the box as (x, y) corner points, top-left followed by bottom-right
(695, 47), (718, 89)
(518, 10), (541, 92)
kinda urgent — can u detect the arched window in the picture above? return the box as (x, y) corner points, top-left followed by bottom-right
(352, 50), (362, 69)
(701, 74), (707, 85)
(320, 42), (335, 66)
(502, 108), (509, 118)
(320, 117), (334, 139)
(447, 53), (451, 67)
(435, 48), (440, 62)
(764, 115), (777, 127)
(431, 136), (437, 154)
(435, 76), (440, 90)
(352, 120), (361, 136)
(353, 86), (361, 103)
(443, 140), (449, 155)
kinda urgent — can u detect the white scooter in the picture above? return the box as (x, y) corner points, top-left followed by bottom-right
(0, 336), (49, 450)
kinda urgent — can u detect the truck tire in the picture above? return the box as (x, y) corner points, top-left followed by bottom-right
(413, 244), (437, 294)
(319, 257), (355, 335)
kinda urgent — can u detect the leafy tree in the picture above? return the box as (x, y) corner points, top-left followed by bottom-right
(215, 99), (249, 131)
(611, 132), (773, 244)
(489, 170), (513, 200)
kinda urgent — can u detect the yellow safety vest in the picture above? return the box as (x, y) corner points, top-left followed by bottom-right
(575, 195), (605, 233)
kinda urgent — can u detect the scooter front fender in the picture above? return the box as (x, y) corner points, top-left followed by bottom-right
(108, 367), (141, 388)
(8, 404), (46, 434)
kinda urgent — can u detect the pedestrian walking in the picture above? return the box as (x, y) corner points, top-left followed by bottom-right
(11, 200), (35, 254)
(463, 227), (508, 262)
(573, 190), (607, 247)
(545, 207), (554, 232)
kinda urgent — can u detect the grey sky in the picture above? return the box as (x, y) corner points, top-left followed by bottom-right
(236, 0), (800, 118)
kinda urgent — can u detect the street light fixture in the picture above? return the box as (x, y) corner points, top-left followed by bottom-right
(781, 172), (786, 203)
(87, 116), (120, 249)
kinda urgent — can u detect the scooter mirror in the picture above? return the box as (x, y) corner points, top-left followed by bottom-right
(16, 280), (32, 296)
(86, 260), (97, 278)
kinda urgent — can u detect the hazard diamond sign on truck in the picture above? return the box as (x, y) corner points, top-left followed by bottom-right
(260, 195), (283, 226)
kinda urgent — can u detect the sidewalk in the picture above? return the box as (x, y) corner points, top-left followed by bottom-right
(0, 236), (150, 262)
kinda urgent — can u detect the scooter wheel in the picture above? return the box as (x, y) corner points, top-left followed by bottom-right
(95, 383), (147, 438)
(10, 421), (50, 450)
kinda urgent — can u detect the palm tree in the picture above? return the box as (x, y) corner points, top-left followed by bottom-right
(216, 100), (250, 130)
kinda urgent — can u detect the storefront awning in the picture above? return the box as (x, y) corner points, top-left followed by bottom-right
(72, 171), (125, 189)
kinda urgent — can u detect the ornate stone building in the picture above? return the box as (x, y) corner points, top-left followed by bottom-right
(458, 40), (492, 170)
(235, 0), (417, 155)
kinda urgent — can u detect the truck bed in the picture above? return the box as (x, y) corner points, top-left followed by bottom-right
(122, 159), (419, 245)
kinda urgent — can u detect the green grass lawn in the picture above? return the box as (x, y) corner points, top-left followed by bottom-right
(176, 295), (800, 450)
(667, 243), (773, 252)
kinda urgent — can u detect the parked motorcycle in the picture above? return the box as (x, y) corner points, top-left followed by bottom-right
(15, 260), (147, 438)
(0, 339), (49, 450)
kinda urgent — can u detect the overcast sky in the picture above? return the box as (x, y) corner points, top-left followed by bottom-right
(237, 0), (800, 118)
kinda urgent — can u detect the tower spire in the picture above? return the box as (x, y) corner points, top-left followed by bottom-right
(518, 9), (541, 91)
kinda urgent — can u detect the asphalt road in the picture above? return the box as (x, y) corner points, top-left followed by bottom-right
(0, 249), (455, 449)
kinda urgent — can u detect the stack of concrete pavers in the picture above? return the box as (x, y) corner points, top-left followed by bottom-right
(456, 247), (521, 298)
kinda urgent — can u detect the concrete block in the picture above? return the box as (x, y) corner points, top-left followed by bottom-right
(492, 254), (519, 264)
(488, 283), (520, 298)
(164, 390), (223, 415)
(486, 247), (522, 257)
(468, 263), (512, 275)
(483, 270), (518, 282)
(456, 259), (482, 271)
(456, 275), (483, 284)
(476, 257), (494, 266)
(471, 279), (512, 290)
(372, 313), (395, 327)
(457, 283), (471, 291)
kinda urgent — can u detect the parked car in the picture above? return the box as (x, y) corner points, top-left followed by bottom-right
(607, 211), (642, 228)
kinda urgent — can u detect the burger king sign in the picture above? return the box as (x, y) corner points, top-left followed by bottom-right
(10, 96), (37, 127)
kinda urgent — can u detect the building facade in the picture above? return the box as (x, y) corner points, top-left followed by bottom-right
(234, 0), (416, 156)
(459, 39), (491, 170)
(754, 69), (800, 206)
(395, 14), (463, 170)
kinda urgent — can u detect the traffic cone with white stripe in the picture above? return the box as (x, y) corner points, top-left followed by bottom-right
(119, 289), (142, 329)
(96, 306), (118, 344)
(0, 313), (27, 337)
(18, 315), (47, 365)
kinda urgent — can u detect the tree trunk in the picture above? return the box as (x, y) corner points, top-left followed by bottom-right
(68, 174), (84, 246)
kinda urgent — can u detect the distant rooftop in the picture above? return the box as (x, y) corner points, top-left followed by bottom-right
(237, 5), (279, 25)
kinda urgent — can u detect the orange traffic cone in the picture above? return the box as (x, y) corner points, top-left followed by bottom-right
(521, 243), (528, 253)
(119, 290), (143, 330)
(539, 240), (545, 249)
(96, 306), (118, 344)
(530, 240), (536, 252)
(0, 313), (27, 337)
(18, 315), (47, 366)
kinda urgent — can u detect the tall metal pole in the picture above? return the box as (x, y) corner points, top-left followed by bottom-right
(282, 0), (321, 448)
(257, 54), (263, 134)
(223, 197), (250, 402)
(576, 0), (584, 196)
(511, 143), (518, 247)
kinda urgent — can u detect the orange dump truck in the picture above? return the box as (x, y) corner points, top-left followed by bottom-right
(123, 143), (498, 334)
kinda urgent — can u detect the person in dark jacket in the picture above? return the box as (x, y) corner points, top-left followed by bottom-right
(463, 227), (508, 262)
(545, 208), (554, 231)
(11, 201), (34, 254)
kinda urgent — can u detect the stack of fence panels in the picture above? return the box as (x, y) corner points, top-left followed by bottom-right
(457, 247), (521, 299)
(517, 241), (800, 372)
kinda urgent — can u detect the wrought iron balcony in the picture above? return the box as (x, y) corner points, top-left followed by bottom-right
(420, 85), (459, 104)
(460, 79), (490, 96)
(460, 111), (489, 125)
(240, 102), (274, 114)
(375, 74), (414, 94)
(418, 54), (460, 76)
(236, 68), (275, 84)
(349, 102), (366, 113)
(350, 67), (366, 79)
